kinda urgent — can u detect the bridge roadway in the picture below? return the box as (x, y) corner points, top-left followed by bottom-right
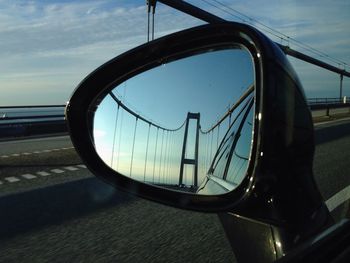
(0, 119), (349, 262)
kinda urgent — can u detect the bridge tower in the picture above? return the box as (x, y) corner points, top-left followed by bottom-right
(179, 112), (200, 187)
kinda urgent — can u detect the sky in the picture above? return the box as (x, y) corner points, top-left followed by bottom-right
(110, 48), (253, 129)
(0, 0), (349, 106)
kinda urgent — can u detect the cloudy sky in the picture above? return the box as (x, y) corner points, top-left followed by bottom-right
(0, 0), (349, 105)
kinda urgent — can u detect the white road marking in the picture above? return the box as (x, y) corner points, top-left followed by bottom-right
(314, 117), (350, 127)
(21, 174), (37, 180)
(51, 169), (64, 174)
(64, 166), (78, 171)
(1, 146), (75, 158)
(37, 171), (50, 176)
(0, 161), (83, 185)
(5, 177), (20, 183)
(326, 185), (350, 212)
(0, 135), (69, 144)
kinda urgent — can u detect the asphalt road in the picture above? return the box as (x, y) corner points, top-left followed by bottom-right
(0, 136), (88, 196)
(0, 136), (236, 263)
(0, 119), (350, 263)
(313, 118), (350, 221)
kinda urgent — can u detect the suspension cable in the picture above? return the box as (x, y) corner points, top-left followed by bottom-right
(109, 92), (186, 132)
(216, 124), (220, 151)
(116, 103), (124, 170)
(147, 2), (150, 42)
(158, 129), (165, 182)
(143, 123), (151, 181)
(111, 104), (120, 168)
(152, 127), (159, 183)
(130, 117), (138, 177)
(201, 0), (349, 69)
(163, 130), (169, 183)
(200, 85), (253, 134)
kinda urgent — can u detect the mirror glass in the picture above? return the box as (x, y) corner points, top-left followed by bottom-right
(92, 46), (255, 195)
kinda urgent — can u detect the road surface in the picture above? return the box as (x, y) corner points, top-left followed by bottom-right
(0, 119), (350, 262)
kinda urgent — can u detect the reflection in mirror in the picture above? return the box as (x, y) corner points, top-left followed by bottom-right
(93, 47), (255, 195)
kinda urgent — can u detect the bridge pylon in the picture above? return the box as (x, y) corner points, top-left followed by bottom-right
(179, 112), (200, 187)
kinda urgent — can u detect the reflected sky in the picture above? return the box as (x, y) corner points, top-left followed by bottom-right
(112, 48), (253, 130)
(93, 47), (254, 191)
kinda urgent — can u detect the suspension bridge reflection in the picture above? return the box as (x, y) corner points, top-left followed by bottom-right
(93, 85), (254, 193)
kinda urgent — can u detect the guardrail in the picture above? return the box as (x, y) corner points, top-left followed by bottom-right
(0, 105), (65, 122)
(307, 98), (350, 118)
(0, 105), (67, 139)
(0, 98), (349, 140)
(307, 97), (349, 105)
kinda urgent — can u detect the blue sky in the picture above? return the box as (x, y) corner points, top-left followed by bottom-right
(111, 49), (253, 129)
(0, 0), (349, 106)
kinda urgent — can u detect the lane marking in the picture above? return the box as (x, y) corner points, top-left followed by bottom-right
(0, 147), (74, 158)
(51, 169), (64, 174)
(5, 177), (20, 183)
(314, 117), (350, 128)
(37, 171), (50, 176)
(64, 166), (79, 171)
(21, 174), (37, 180)
(0, 135), (70, 144)
(0, 163), (84, 185)
(326, 185), (350, 212)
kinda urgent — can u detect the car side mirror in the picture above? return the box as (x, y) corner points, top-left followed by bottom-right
(66, 23), (329, 230)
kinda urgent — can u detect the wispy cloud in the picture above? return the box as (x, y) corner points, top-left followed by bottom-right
(0, 0), (199, 105)
(0, 0), (349, 105)
(189, 0), (350, 96)
(192, 0), (350, 65)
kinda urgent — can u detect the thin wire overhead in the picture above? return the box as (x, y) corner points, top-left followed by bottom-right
(199, 0), (349, 70)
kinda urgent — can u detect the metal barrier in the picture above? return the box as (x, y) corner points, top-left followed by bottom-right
(0, 105), (67, 139)
(0, 98), (349, 140)
(307, 97), (349, 105)
(307, 98), (350, 118)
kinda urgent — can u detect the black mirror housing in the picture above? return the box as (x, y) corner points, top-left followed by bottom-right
(66, 22), (330, 237)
